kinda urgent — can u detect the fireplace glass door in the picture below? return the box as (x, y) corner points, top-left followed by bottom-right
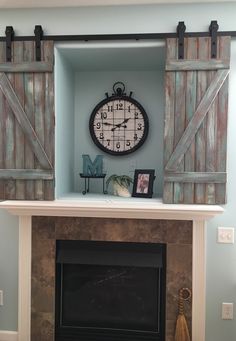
(55, 240), (166, 341)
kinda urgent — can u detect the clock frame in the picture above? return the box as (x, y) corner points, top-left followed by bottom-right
(89, 83), (149, 156)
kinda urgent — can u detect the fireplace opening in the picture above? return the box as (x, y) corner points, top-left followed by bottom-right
(55, 240), (166, 341)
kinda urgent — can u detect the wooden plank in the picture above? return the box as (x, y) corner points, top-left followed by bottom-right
(0, 62), (53, 73)
(0, 169), (53, 180)
(215, 36), (231, 204)
(205, 39), (218, 204)
(166, 59), (229, 71)
(34, 41), (45, 200)
(165, 69), (229, 171)
(4, 45), (16, 199)
(173, 45), (186, 203)
(165, 172), (226, 183)
(184, 37), (197, 203)
(24, 41), (35, 200)
(13, 41), (25, 199)
(163, 38), (177, 203)
(0, 72), (53, 170)
(0, 42), (5, 199)
(43, 41), (55, 200)
(195, 37), (209, 204)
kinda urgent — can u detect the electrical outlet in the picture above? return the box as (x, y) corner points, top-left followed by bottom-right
(0, 290), (3, 306)
(217, 227), (234, 244)
(222, 303), (234, 320)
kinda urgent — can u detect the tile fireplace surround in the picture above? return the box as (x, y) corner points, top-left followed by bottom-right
(0, 199), (223, 341)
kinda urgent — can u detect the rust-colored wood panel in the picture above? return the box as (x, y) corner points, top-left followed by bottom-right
(195, 37), (209, 203)
(0, 61), (53, 73)
(166, 59), (229, 71)
(173, 47), (187, 204)
(4, 44), (15, 199)
(164, 36), (230, 204)
(165, 69), (229, 172)
(216, 36), (231, 204)
(0, 73), (52, 170)
(0, 40), (55, 200)
(43, 41), (55, 200)
(13, 41), (25, 199)
(34, 70), (45, 199)
(205, 40), (218, 204)
(0, 169), (53, 179)
(0, 42), (5, 198)
(24, 41), (35, 200)
(184, 37), (198, 204)
(163, 38), (177, 203)
(165, 171), (226, 183)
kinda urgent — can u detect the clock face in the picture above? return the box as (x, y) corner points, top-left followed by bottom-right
(89, 95), (149, 156)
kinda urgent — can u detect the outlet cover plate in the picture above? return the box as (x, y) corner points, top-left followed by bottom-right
(222, 302), (234, 320)
(217, 227), (234, 244)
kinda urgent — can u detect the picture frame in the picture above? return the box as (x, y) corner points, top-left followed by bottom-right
(132, 169), (155, 198)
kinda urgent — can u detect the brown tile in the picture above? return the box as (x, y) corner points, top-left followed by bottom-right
(166, 244), (192, 321)
(32, 216), (55, 240)
(166, 319), (176, 341)
(31, 312), (54, 341)
(31, 238), (55, 288)
(166, 220), (192, 244)
(31, 276), (54, 314)
(55, 217), (86, 239)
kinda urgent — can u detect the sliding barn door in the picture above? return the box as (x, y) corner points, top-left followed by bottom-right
(0, 41), (54, 200)
(164, 37), (230, 204)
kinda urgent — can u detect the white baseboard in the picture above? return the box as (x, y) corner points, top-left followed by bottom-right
(0, 331), (18, 341)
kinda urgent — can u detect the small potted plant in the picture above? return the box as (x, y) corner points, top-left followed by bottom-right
(106, 174), (133, 197)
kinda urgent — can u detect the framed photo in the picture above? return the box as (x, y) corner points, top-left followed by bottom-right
(132, 169), (155, 198)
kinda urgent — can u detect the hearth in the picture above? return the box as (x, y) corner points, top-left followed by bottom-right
(55, 240), (166, 341)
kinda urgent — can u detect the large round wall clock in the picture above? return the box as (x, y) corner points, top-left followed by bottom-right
(89, 82), (149, 156)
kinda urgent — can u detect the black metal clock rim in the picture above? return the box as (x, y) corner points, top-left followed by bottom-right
(89, 95), (149, 156)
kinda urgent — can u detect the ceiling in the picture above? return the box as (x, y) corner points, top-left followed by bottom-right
(0, 0), (235, 8)
(57, 41), (165, 71)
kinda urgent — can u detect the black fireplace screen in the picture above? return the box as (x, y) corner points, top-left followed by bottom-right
(55, 241), (166, 341)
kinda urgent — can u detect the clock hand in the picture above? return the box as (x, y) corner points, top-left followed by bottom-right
(111, 118), (131, 131)
(118, 118), (131, 125)
(111, 124), (127, 132)
(103, 122), (114, 126)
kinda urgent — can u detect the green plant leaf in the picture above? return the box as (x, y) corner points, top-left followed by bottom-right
(106, 174), (134, 189)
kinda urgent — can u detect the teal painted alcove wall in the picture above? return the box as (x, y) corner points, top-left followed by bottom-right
(74, 70), (165, 196)
(55, 42), (165, 197)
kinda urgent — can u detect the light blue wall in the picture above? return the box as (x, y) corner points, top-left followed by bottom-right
(0, 3), (235, 339)
(55, 48), (75, 197)
(74, 70), (164, 196)
(205, 40), (236, 341)
(0, 211), (18, 331)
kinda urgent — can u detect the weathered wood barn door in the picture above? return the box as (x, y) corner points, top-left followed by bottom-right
(0, 41), (54, 200)
(164, 37), (230, 204)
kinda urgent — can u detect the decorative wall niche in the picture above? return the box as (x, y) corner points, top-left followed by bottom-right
(55, 41), (166, 200)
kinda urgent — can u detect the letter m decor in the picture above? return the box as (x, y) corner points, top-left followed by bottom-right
(0, 41), (54, 200)
(164, 36), (230, 204)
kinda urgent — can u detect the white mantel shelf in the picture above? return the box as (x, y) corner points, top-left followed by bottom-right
(0, 197), (224, 220)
